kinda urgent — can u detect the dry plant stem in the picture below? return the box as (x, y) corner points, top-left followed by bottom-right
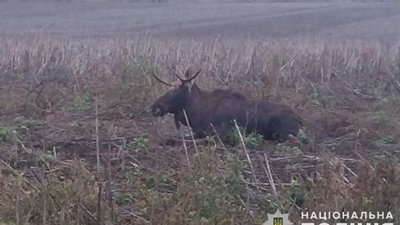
(343, 163), (358, 178)
(263, 153), (278, 196)
(17, 136), (31, 154)
(391, 79), (400, 93)
(106, 144), (115, 224)
(121, 210), (150, 224)
(52, 146), (57, 159)
(79, 204), (97, 222)
(238, 195), (255, 220)
(183, 109), (198, 154)
(95, 98), (100, 175)
(233, 119), (257, 184)
(15, 176), (20, 225)
(263, 153), (284, 210)
(210, 123), (226, 150)
(97, 183), (102, 225)
(327, 159), (349, 184)
(25, 206), (34, 225)
(42, 179), (47, 225)
(180, 130), (191, 166)
(1, 159), (37, 190)
(78, 161), (83, 225)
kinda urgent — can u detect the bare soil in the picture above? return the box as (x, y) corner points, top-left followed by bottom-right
(0, 2), (400, 40)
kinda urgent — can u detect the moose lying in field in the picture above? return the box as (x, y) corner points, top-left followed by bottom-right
(151, 68), (303, 142)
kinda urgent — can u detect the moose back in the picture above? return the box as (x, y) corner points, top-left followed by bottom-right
(151, 69), (303, 142)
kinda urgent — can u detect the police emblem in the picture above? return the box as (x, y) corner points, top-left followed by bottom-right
(262, 209), (293, 225)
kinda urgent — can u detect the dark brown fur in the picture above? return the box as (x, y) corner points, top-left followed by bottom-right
(152, 76), (303, 142)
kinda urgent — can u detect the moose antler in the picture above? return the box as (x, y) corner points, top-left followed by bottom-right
(174, 69), (202, 82)
(152, 70), (175, 87)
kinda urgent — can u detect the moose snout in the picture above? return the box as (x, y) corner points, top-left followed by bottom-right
(151, 104), (167, 117)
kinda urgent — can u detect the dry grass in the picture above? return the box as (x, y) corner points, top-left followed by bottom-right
(0, 36), (399, 225)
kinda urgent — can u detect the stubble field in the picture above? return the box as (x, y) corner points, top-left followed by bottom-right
(0, 1), (399, 225)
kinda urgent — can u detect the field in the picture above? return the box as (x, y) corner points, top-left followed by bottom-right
(1, 1), (400, 39)
(0, 1), (399, 225)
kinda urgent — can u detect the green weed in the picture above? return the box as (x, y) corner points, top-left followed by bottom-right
(286, 178), (308, 208)
(374, 111), (391, 126)
(115, 193), (135, 206)
(374, 135), (396, 147)
(0, 127), (18, 143)
(71, 93), (92, 110)
(127, 137), (149, 152)
(226, 128), (263, 148)
(276, 143), (303, 155)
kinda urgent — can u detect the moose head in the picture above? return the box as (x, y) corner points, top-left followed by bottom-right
(151, 68), (201, 117)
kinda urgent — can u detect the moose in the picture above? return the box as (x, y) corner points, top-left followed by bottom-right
(151, 68), (303, 142)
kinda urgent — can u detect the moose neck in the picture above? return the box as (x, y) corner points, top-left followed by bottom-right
(185, 84), (203, 108)
(179, 84), (204, 124)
